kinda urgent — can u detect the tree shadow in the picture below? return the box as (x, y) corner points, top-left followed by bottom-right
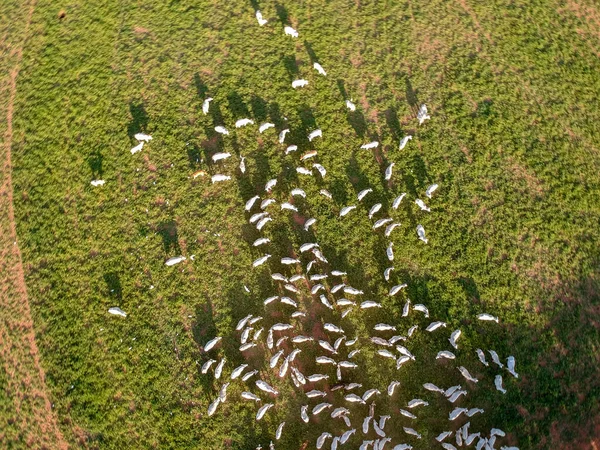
(127, 102), (149, 140)
(103, 272), (122, 301)
(528, 273), (600, 448)
(87, 149), (103, 178)
(157, 220), (181, 255)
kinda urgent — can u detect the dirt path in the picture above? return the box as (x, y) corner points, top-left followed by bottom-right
(0, 1), (69, 448)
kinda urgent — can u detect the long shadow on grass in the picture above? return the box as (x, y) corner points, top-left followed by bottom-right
(251, 96), (268, 122)
(249, 149), (272, 189)
(384, 107), (404, 142)
(282, 54), (299, 80)
(268, 102), (286, 129)
(346, 151), (373, 200)
(193, 73), (209, 99)
(458, 276), (481, 303)
(284, 104), (316, 153)
(274, 2), (289, 24)
(347, 110), (369, 137)
(227, 91), (250, 119)
(186, 142), (202, 167)
(338, 79), (369, 137)
(201, 101), (226, 161)
(103, 272), (122, 301)
(370, 227), (394, 285)
(192, 301), (218, 392)
(127, 102), (149, 139)
(329, 176), (349, 205)
(372, 146), (394, 201)
(87, 149), (103, 178)
(228, 91), (255, 154)
(336, 79), (348, 99)
(303, 40), (318, 63)
(157, 220), (181, 256)
(410, 153), (431, 192)
(399, 158), (420, 198)
(405, 77), (420, 115)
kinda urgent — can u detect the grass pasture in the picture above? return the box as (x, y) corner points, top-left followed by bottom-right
(1, 0), (600, 448)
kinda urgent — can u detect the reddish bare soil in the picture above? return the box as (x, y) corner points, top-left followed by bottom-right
(0, 1), (69, 448)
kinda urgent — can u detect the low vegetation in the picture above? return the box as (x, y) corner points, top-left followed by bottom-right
(2, 0), (599, 448)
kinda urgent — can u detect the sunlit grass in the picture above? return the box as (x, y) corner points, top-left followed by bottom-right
(3, 0), (600, 448)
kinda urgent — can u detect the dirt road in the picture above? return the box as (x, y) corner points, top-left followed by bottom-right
(0, 1), (69, 447)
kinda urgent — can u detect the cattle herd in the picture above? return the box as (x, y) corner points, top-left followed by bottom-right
(105, 6), (521, 450)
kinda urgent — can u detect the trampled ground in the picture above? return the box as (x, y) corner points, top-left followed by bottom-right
(1, 0), (600, 448)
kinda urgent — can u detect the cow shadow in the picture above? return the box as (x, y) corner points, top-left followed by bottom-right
(157, 220), (181, 255)
(275, 2), (289, 24)
(227, 91), (250, 119)
(384, 107), (403, 141)
(304, 40), (318, 63)
(87, 149), (103, 178)
(186, 142), (202, 167)
(282, 54), (299, 80)
(103, 272), (122, 301)
(268, 102), (286, 129)
(405, 77), (420, 115)
(250, 95), (268, 122)
(127, 102), (149, 140)
(193, 73), (209, 99)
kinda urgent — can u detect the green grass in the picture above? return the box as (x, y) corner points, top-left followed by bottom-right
(4, 0), (600, 448)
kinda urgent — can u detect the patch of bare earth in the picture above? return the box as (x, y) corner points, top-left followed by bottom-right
(563, 0), (600, 38)
(559, 0), (600, 56)
(0, 0), (69, 448)
(506, 156), (546, 198)
(454, 0), (493, 44)
(413, 26), (450, 70)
